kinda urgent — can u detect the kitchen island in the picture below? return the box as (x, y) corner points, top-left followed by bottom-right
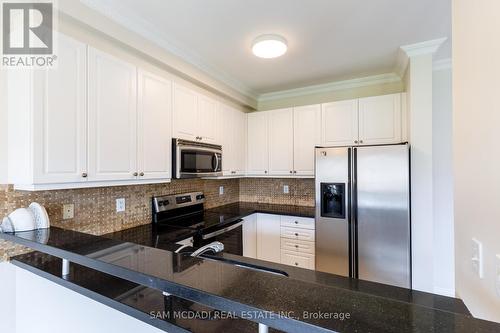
(2, 218), (500, 333)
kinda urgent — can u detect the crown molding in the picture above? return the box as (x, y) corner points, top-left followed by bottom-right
(258, 73), (402, 102)
(79, 0), (258, 101)
(433, 58), (452, 71)
(395, 38), (448, 77)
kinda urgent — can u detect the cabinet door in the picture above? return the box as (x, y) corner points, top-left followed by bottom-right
(281, 251), (315, 270)
(172, 83), (198, 141)
(321, 100), (359, 146)
(293, 104), (321, 176)
(137, 70), (172, 180)
(32, 33), (87, 184)
(256, 214), (281, 263)
(242, 214), (257, 258)
(197, 94), (218, 144)
(268, 108), (294, 176)
(234, 110), (247, 175)
(358, 93), (402, 145)
(88, 47), (137, 181)
(247, 112), (269, 175)
(218, 103), (236, 175)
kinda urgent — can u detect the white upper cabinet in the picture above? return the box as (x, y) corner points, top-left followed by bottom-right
(268, 108), (294, 176)
(137, 70), (172, 180)
(358, 93), (402, 145)
(88, 47), (138, 181)
(173, 83), (198, 141)
(293, 104), (321, 176)
(219, 103), (247, 176)
(321, 99), (359, 146)
(32, 33), (88, 184)
(173, 82), (218, 144)
(247, 112), (269, 175)
(197, 94), (218, 144)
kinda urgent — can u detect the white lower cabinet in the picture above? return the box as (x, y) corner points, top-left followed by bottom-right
(256, 214), (281, 263)
(245, 213), (315, 270)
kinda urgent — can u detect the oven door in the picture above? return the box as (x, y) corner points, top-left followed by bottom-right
(199, 220), (243, 256)
(174, 142), (222, 178)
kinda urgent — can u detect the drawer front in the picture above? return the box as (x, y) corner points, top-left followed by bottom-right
(281, 227), (315, 242)
(280, 216), (315, 230)
(280, 238), (315, 254)
(281, 251), (315, 270)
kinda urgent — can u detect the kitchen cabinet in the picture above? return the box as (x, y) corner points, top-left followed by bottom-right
(173, 82), (218, 144)
(321, 99), (359, 146)
(88, 47), (138, 181)
(7, 33), (88, 186)
(242, 215), (257, 258)
(218, 103), (247, 176)
(293, 104), (321, 176)
(247, 112), (269, 175)
(281, 251), (315, 270)
(268, 108), (294, 176)
(256, 214), (281, 263)
(137, 70), (172, 180)
(358, 93), (402, 145)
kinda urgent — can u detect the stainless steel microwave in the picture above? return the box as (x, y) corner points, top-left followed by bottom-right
(172, 138), (223, 179)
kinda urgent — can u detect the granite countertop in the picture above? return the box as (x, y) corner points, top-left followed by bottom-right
(3, 224), (500, 333)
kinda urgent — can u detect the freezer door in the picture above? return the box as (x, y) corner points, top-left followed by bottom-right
(356, 144), (411, 288)
(315, 147), (350, 277)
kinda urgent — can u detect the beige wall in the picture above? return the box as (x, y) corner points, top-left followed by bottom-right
(257, 80), (404, 111)
(453, 0), (500, 321)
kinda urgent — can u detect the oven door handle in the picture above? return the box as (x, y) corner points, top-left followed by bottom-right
(202, 220), (243, 240)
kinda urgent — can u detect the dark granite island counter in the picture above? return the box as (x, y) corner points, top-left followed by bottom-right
(2, 227), (500, 333)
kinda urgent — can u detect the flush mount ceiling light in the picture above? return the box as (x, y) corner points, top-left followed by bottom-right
(252, 34), (288, 59)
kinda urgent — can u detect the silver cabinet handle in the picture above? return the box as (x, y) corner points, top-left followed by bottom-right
(82, 172), (87, 178)
(140, 172), (144, 177)
(133, 172), (138, 176)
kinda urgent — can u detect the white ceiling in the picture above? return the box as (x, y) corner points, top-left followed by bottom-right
(81, 0), (451, 97)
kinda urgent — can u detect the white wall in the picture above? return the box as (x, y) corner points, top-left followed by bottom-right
(432, 66), (455, 296)
(0, 69), (7, 183)
(453, 0), (500, 321)
(15, 267), (164, 333)
(0, 262), (16, 333)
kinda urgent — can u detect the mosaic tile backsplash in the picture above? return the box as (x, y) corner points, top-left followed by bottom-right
(0, 178), (314, 261)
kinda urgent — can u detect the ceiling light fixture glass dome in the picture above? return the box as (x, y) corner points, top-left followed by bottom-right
(252, 34), (288, 59)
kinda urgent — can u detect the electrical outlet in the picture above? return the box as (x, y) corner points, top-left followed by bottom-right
(116, 198), (126, 213)
(471, 238), (484, 278)
(283, 185), (289, 194)
(219, 186), (224, 195)
(62, 204), (74, 220)
(496, 255), (500, 297)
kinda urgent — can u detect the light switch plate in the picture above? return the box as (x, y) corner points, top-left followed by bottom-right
(219, 186), (224, 195)
(62, 204), (74, 220)
(283, 185), (289, 194)
(116, 198), (126, 213)
(496, 255), (500, 297)
(471, 238), (484, 278)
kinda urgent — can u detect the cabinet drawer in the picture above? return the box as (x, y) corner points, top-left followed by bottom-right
(280, 238), (315, 254)
(281, 227), (315, 242)
(281, 251), (315, 270)
(280, 216), (315, 230)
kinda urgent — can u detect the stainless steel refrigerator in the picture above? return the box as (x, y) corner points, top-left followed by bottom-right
(315, 143), (411, 288)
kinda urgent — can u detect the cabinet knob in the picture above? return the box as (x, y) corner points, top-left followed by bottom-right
(133, 172), (138, 176)
(293, 171), (297, 174)
(359, 140), (364, 144)
(354, 140), (359, 144)
(199, 136), (203, 141)
(295, 262), (299, 266)
(82, 172), (87, 178)
(295, 245), (299, 248)
(295, 221), (299, 224)
(264, 170), (268, 174)
(289, 170), (293, 174)
(294, 232), (299, 236)
(140, 172), (144, 177)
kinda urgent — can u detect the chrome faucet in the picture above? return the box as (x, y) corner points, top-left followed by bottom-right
(190, 241), (224, 257)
